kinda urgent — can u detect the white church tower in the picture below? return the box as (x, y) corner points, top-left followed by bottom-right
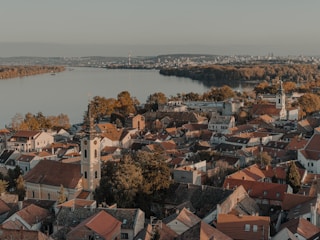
(276, 80), (287, 120)
(81, 104), (101, 197)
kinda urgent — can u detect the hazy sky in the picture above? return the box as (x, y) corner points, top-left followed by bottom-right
(1, 1), (320, 57)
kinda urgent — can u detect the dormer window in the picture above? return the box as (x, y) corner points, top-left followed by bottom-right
(263, 191), (267, 196)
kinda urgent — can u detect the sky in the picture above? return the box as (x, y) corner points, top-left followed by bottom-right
(0, 0), (320, 57)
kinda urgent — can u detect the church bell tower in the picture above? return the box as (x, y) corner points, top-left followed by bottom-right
(81, 103), (101, 195)
(276, 80), (287, 119)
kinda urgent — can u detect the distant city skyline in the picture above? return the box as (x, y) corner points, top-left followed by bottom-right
(1, 1), (320, 57)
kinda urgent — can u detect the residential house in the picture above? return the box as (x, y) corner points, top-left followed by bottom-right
(298, 132), (320, 174)
(135, 222), (178, 240)
(0, 226), (50, 240)
(100, 146), (122, 162)
(164, 207), (201, 235)
(0, 128), (10, 152)
(160, 100), (187, 112)
(55, 207), (145, 240)
(281, 193), (317, 224)
(162, 183), (234, 219)
(203, 185), (260, 224)
(279, 217), (320, 240)
(2, 204), (50, 231)
(297, 117), (320, 136)
(0, 149), (20, 167)
(173, 160), (206, 185)
(7, 130), (54, 152)
(125, 114), (145, 130)
(66, 210), (121, 240)
(208, 113), (235, 134)
(217, 214), (270, 240)
(223, 178), (292, 206)
(100, 126), (136, 149)
(143, 112), (206, 130)
(179, 221), (233, 240)
(105, 208), (145, 240)
(271, 227), (299, 240)
(181, 123), (208, 140)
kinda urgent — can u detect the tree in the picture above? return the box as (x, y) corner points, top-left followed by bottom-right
(112, 158), (143, 207)
(257, 152), (272, 166)
(95, 158), (143, 208)
(16, 175), (26, 201)
(147, 92), (167, 105)
(57, 184), (67, 204)
(298, 93), (320, 117)
(134, 151), (172, 194)
(286, 161), (301, 193)
(5, 166), (22, 192)
(115, 91), (139, 115)
(0, 180), (8, 194)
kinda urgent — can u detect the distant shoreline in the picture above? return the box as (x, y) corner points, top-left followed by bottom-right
(0, 66), (65, 80)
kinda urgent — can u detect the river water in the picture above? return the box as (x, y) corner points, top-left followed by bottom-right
(0, 67), (253, 128)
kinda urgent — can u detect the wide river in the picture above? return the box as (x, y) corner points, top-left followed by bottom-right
(0, 67), (249, 128)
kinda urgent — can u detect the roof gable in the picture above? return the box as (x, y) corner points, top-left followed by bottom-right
(23, 160), (81, 188)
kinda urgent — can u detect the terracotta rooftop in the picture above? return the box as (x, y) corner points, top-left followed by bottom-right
(11, 130), (40, 138)
(86, 210), (122, 239)
(280, 217), (320, 239)
(15, 204), (49, 226)
(223, 178), (289, 201)
(252, 103), (281, 117)
(23, 160), (81, 188)
(227, 164), (265, 181)
(281, 193), (316, 211)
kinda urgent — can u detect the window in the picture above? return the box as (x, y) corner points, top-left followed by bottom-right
(95, 171), (98, 178)
(244, 224), (250, 231)
(48, 193), (50, 200)
(121, 233), (129, 239)
(84, 171), (87, 179)
(32, 191), (35, 198)
(84, 150), (87, 158)
(263, 191), (268, 196)
(253, 225), (258, 232)
(94, 149), (97, 158)
(276, 192), (280, 198)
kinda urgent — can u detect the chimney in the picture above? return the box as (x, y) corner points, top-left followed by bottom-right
(18, 201), (23, 210)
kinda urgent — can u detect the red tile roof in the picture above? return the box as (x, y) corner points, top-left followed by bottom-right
(281, 193), (316, 211)
(23, 160), (81, 188)
(85, 210), (122, 239)
(223, 178), (288, 201)
(252, 103), (281, 117)
(217, 214), (270, 240)
(280, 218), (320, 239)
(11, 130), (40, 138)
(16, 204), (50, 226)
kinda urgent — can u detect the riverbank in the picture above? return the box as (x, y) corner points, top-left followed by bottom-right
(0, 66), (65, 79)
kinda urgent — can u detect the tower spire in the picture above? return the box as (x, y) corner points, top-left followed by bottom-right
(87, 102), (96, 140)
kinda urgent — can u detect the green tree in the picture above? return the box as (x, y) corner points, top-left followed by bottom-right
(286, 161), (301, 193)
